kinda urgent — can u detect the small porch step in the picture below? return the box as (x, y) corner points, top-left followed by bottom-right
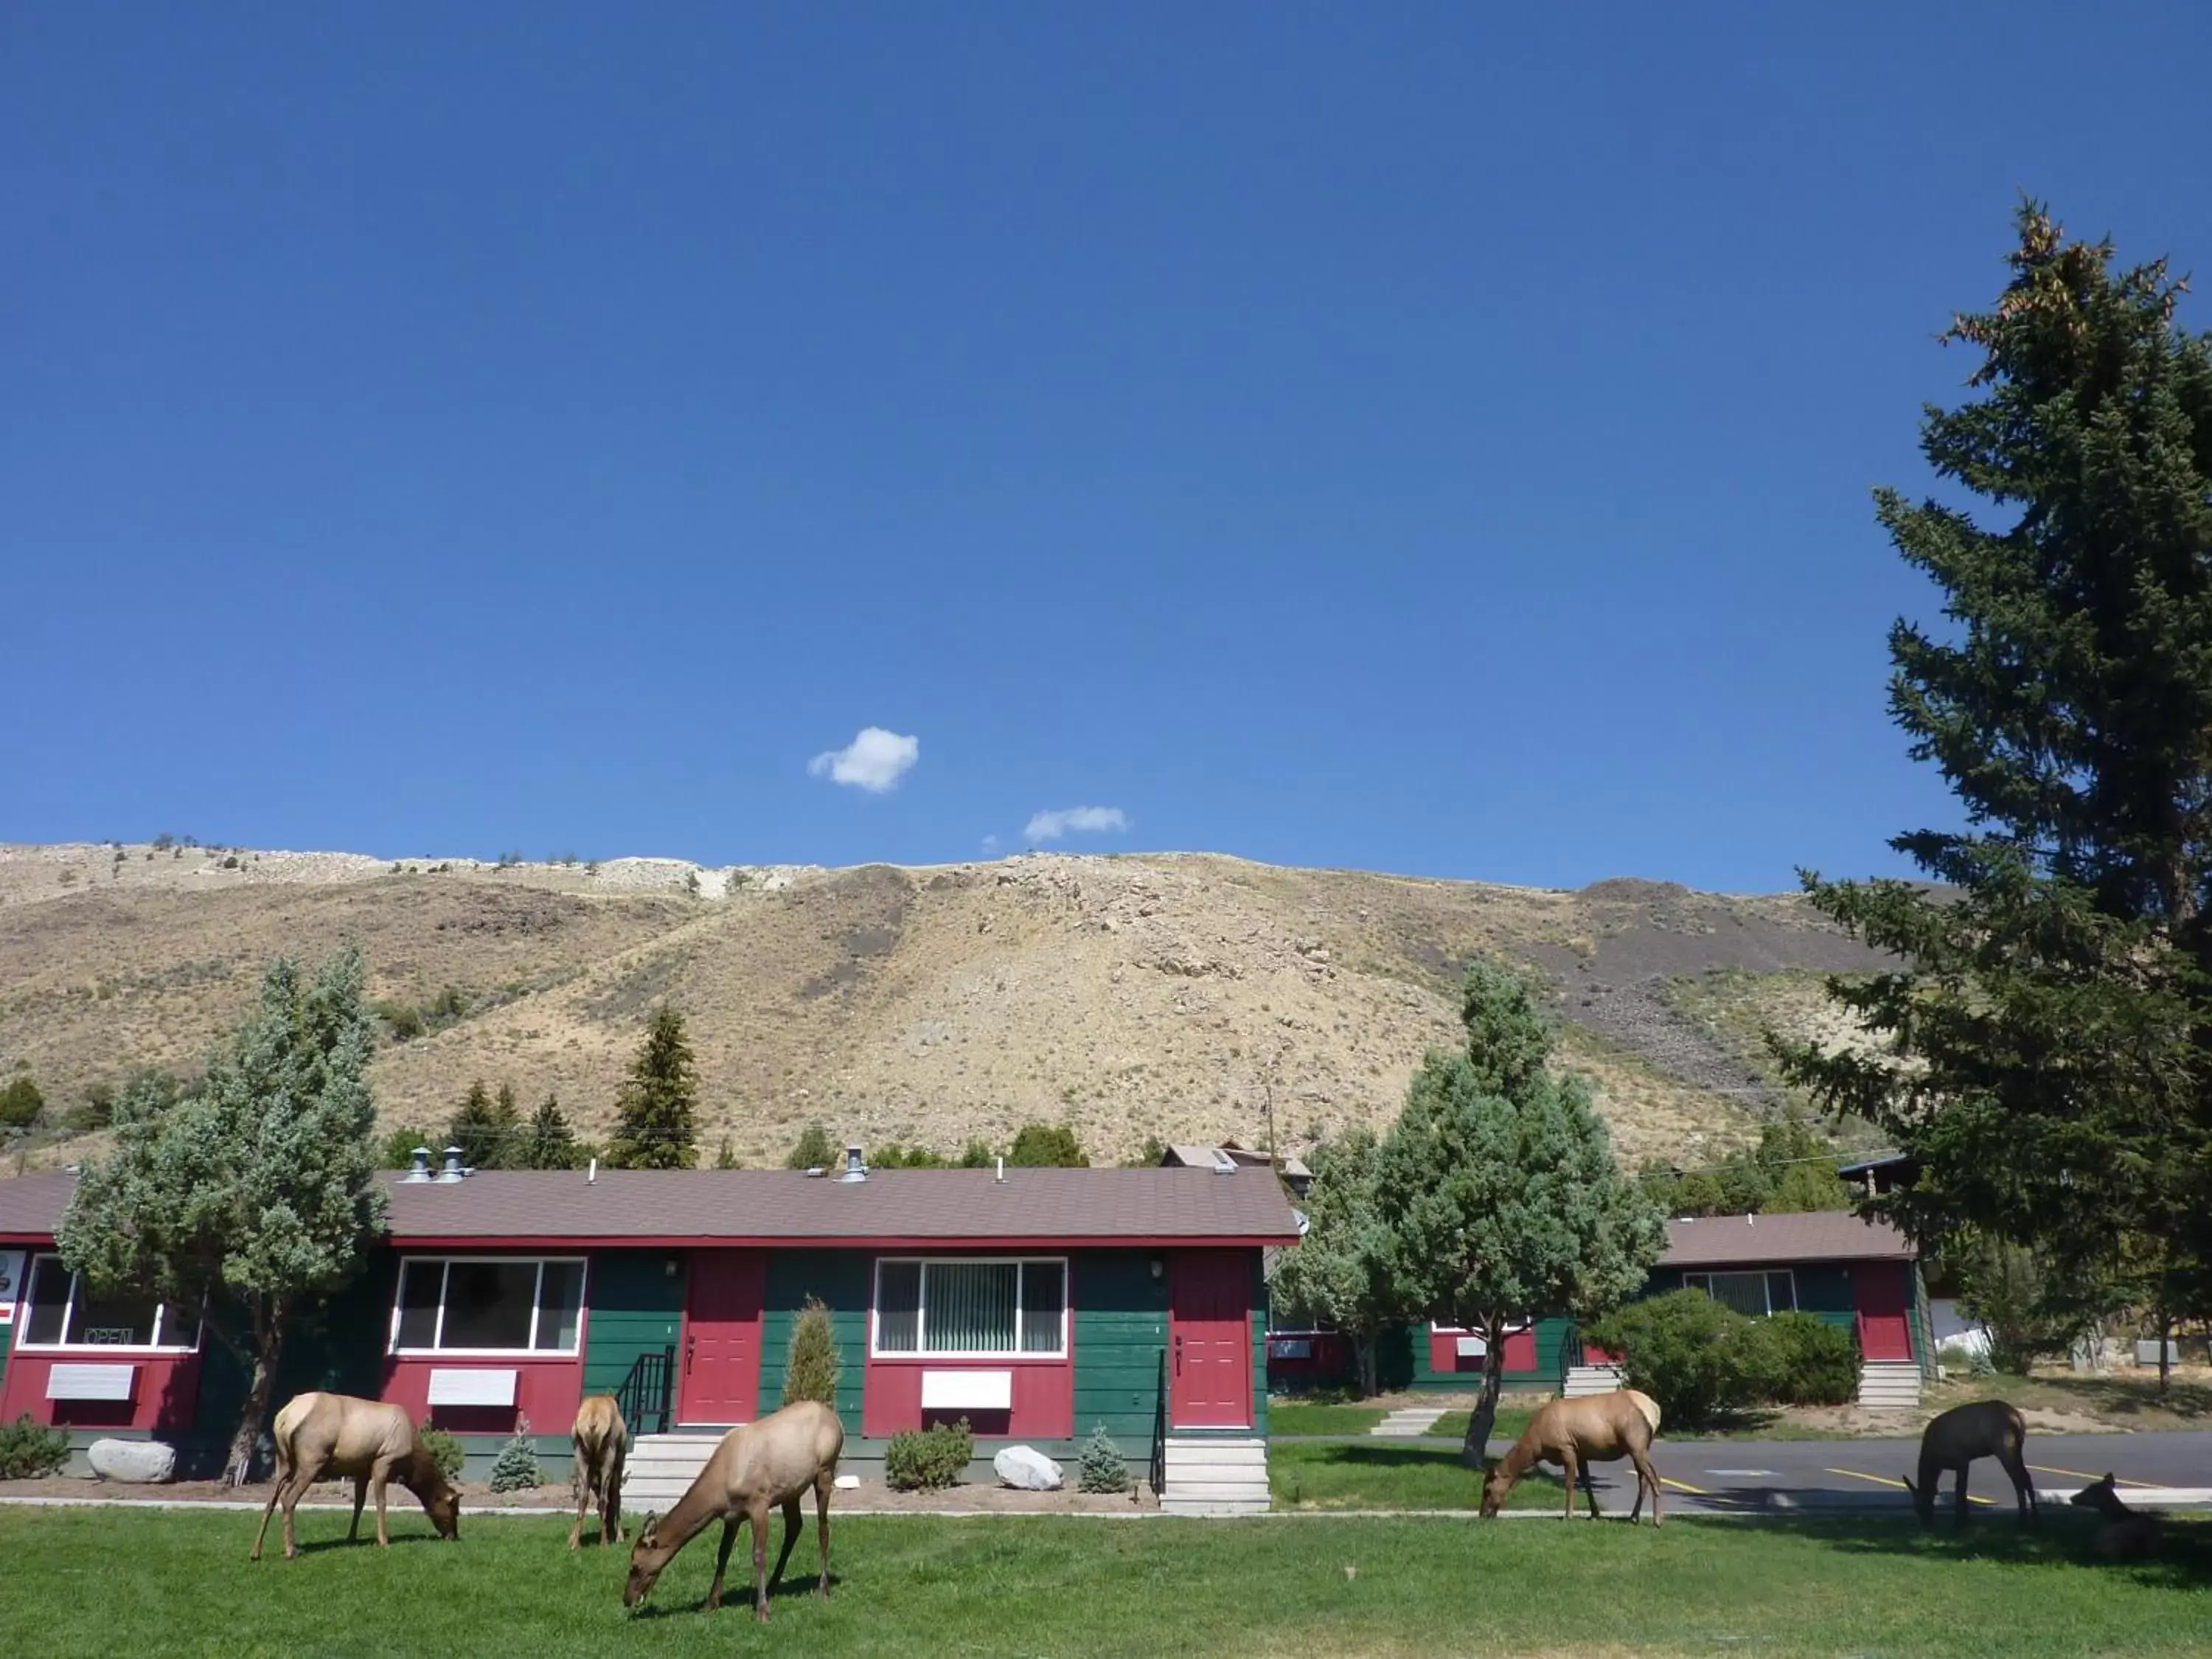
(1857, 1361), (1922, 1411)
(624, 1432), (729, 1508)
(1161, 1437), (1270, 1516)
(1562, 1365), (1624, 1398)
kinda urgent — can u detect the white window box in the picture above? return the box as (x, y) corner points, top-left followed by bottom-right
(48, 1363), (137, 1402)
(920, 1369), (1012, 1411)
(427, 1368), (518, 1408)
(1454, 1335), (1486, 1359)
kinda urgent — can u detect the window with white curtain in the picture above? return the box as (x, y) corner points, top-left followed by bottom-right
(1683, 1270), (1796, 1318)
(387, 1257), (585, 1354)
(871, 1259), (1067, 1357)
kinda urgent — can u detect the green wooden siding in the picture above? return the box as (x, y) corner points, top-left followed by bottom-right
(1069, 1251), (1167, 1450)
(758, 1250), (869, 1424)
(1249, 1251), (1270, 1435)
(580, 1250), (686, 1401)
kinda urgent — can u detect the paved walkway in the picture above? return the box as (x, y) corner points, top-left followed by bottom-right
(1368, 1407), (1449, 1438)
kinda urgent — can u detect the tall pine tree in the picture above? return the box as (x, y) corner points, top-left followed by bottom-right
(522, 1093), (583, 1170)
(445, 1079), (519, 1171)
(605, 1006), (700, 1169)
(1781, 203), (2212, 1367)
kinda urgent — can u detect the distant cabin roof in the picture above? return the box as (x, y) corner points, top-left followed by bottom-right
(1661, 1211), (1914, 1267)
(0, 1165), (1301, 1250)
(1160, 1144), (1311, 1180)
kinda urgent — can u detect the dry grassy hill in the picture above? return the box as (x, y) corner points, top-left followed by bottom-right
(0, 841), (1885, 1170)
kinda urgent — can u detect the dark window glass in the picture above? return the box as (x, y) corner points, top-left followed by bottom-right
(1019, 1262), (1066, 1354)
(536, 1262), (584, 1351)
(23, 1256), (71, 1346)
(394, 1260), (444, 1349)
(438, 1261), (537, 1350)
(877, 1261), (922, 1354)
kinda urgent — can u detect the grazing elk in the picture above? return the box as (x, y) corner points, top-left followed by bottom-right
(250, 1391), (460, 1561)
(1902, 1399), (2037, 1530)
(1480, 1389), (1666, 1525)
(624, 1399), (844, 1623)
(2071, 1474), (2163, 1562)
(569, 1394), (630, 1550)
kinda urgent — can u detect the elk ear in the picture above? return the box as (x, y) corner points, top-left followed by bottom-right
(639, 1510), (658, 1541)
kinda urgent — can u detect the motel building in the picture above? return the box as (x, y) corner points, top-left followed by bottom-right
(0, 1149), (1299, 1514)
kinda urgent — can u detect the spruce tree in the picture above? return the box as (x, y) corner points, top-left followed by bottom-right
(782, 1295), (841, 1407)
(604, 1006), (699, 1169)
(58, 950), (387, 1481)
(522, 1093), (582, 1170)
(785, 1121), (838, 1171)
(1781, 204), (2212, 1354)
(1267, 1127), (1399, 1395)
(445, 1079), (519, 1171)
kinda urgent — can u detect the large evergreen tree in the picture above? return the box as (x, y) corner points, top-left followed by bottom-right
(1376, 964), (1665, 1464)
(521, 1093), (583, 1170)
(444, 1079), (520, 1171)
(604, 1006), (700, 1169)
(58, 950), (387, 1481)
(1781, 204), (2212, 1366)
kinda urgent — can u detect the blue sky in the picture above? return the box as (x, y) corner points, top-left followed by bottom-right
(5, 4), (2208, 892)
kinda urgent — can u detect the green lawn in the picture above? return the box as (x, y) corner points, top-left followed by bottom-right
(1271, 1440), (1576, 1512)
(1268, 1401), (1389, 1435)
(0, 1505), (2205, 1657)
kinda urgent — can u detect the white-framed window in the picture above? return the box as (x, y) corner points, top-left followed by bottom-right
(388, 1257), (587, 1356)
(871, 1258), (1068, 1359)
(15, 1253), (200, 1353)
(1683, 1269), (1797, 1318)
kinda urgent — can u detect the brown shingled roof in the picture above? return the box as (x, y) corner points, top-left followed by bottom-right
(1661, 1211), (1913, 1267)
(0, 1166), (1301, 1248)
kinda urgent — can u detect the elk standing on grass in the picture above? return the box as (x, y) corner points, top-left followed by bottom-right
(2071, 1474), (2162, 1561)
(249, 1391), (461, 1561)
(1902, 1399), (2037, 1528)
(569, 1394), (629, 1550)
(624, 1399), (844, 1622)
(1479, 1390), (1665, 1524)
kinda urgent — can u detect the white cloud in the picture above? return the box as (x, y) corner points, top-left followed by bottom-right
(980, 833), (1001, 854)
(807, 727), (919, 793)
(1024, 805), (1130, 843)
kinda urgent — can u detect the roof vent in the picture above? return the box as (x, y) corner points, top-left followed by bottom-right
(436, 1146), (467, 1184)
(402, 1147), (433, 1183)
(841, 1144), (867, 1183)
(804, 1166), (828, 1179)
(1211, 1150), (1237, 1175)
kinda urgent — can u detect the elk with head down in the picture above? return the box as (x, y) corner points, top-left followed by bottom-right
(248, 1391), (461, 1561)
(624, 1399), (844, 1623)
(1902, 1399), (2037, 1529)
(1478, 1389), (1664, 1523)
(568, 1394), (629, 1550)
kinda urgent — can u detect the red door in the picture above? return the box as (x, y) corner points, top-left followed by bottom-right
(1169, 1251), (1253, 1429)
(679, 1251), (765, 1425)
(1854, 1263), (1913, 1362)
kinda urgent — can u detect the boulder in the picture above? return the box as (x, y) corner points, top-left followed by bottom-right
(88, 1439), (175, 1484)
(993, 1445), (1063, 1492)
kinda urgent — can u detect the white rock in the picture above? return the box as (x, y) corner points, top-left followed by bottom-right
(993, 1445), (1063, 1492)
(88, 1439), (175, 1484)
(834, 1474), (860, 1490)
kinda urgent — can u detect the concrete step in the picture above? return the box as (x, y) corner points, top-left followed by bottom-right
(1371, 1408), (1447, 1437)
(1857, 1362), (1922, 1409)
(1161, 1436), (1269, 1516)
(1563, 1366), (1624, 1398)
(1161, 1498), (1270, 1516)
(1164, 1439), (1267, 1467)
(623, 1434), (727, 1506)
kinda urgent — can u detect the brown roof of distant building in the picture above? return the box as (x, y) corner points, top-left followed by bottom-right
(1661, 1211), (1914, 1267)
(0, 1166), (1301, 1248)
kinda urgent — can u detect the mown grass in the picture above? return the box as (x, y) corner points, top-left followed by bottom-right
(1271, 1441), (1593, 1512)
(0, 1504), (2205, 1658)
(1267, 1402), (1389, 1436)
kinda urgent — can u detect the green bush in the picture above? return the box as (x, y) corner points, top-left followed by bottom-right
(419, 1425), (465, 1483)
(1586, 1290), (1773, 1427)
(1077, 1425), (1129, 1495)
(1758, 1311), (1860, 1405)
(785, 1121), (838, 1170)
(0, 1077), (44, 1130)
(487, 1419), (542, 1492)
(0, 1413), (70, 1479)
(883, 1419), (973, 1491)
(782, 1296), (841, 1408)
(1006, 1124), (1088, 1167)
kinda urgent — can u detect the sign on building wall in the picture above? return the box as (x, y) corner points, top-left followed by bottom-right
(0, 1249), (24, 1324)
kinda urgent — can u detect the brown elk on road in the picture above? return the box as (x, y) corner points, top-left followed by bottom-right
(249, 1391), (461, 1561)
(1902, 1399), (2038, 1529)
(625, 1399), (844, 1623)
(569, 1394), (629, 1550)
(1480, 1389), (1666, 1524)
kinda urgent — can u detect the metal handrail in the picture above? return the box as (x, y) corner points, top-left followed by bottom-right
(1150, 1347), (1168, 1498)
(1557, 1323), (1584, 1395)
(616, 1343), (675, 1436)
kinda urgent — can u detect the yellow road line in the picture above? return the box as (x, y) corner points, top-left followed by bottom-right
(1826, 1467), (1994, 1504)
(1659, 1476), (1706, 1495)
(2028, 1463), (2160, 1489)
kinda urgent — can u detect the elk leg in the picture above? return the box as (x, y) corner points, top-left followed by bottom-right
(251, 1467), (289, 1561)
(768, 1496), (803, 1593)
(2001, 1448), (2037, 1528)
(1581, 1458), (1604, 1522)
(281, 1450), (328, 1560)
(753, 1500), (773, 1623)
(568, 1447), (591, 1551)
(1628, 1445), (1663, 1528)
(349, 1475), (369, 1543)
(1558, 1449), (1580, 1520)
(815, 1469), (834, 1599)
(373, 1461), (394, 1548)
(1953, 1466), (1970, 1531)
(705, 1516), (740, 1613)
(605, 1444), (625, 1544)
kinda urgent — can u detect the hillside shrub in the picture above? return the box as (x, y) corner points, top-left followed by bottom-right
(782, 1296), (841, 1408)
(1006, 1124), (1088, 1167)
(1586, 1290), (1773, 1427)
(488, 1419), (543, 1492)
(785, 1121), (838, 1170)
(1077, 1425), (1129, 1495)
(884, 1419), (973, 1491)
(0, 1413), (70, 1479)
(0, 1077), (44, 1130)
(419, 1425), (465, 1483)
(1758, 1311), (1860, 1405)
